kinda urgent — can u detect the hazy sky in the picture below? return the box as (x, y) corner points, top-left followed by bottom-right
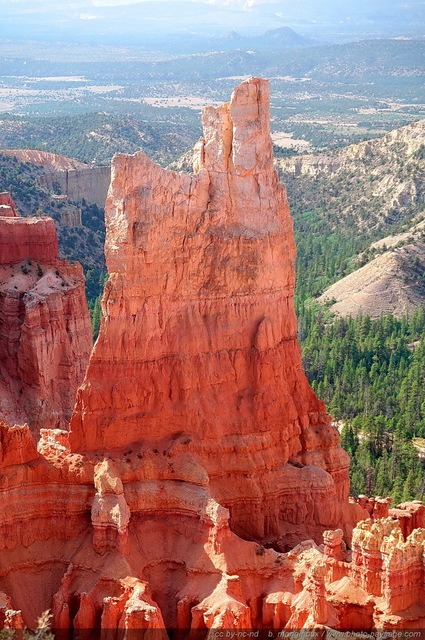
(2, 0), (414, 7)
(2, 0), (422, 38)
(4, 0), (414, 8)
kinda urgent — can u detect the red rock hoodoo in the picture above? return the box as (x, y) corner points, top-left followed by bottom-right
(0, 211), (92, 433)
(70, 77), (359, 548)
(1, 78), (425, 634)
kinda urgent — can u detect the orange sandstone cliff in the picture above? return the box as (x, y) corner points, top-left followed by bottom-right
(0, 214), (92, 433)
(70, 77), (359, 549)
(0, 78), (425, 634)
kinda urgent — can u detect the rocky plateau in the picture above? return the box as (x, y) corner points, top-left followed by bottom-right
(0, 78), (424, 635)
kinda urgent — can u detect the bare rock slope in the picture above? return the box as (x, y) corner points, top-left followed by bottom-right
(277, 118), (425, 317)
(277, 119), (425, 231)
(319, 238), (425, 318)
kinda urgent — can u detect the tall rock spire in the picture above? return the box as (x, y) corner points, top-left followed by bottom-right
(70, 77), (351, 547)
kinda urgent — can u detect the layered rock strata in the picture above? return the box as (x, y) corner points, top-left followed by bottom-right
(70, 77), (361, 549)
(0, 217), (58, 266)
(0, 79), (424, 634)
(1, 433), (424, 634)
(1, 150), (111, 208)
(0, 213), (92, 433)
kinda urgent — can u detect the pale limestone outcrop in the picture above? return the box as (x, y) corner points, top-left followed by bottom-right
(91, 459), (130, 554)
(1, 149), (111, 208)
(45, 165), (111, 208)
(0, 192), (18, 217)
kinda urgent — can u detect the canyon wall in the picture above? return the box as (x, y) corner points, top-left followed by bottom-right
(1, 149), (111, 208)
(43, 165), (111, 208)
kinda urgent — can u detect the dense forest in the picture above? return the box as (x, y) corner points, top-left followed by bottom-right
(298, 302), (425, 502)
(292, 199), (425, 502)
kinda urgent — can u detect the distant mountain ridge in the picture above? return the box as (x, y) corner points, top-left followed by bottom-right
(125, 25), (314, 54)
(2, 0), (424, 44)
(219, 26), (313, 49)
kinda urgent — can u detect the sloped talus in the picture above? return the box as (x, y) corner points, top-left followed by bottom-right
(70, 77), (354, 548)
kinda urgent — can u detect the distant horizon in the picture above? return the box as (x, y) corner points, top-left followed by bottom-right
(1, 0), (424, 44)
(4, 0), (424, 13)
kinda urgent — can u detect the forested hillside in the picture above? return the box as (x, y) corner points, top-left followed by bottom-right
(286, 121), (425, 501)
(281, 119), (425, 317)
(0, 113), (201, 166)
(298, 302), (425, 501)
